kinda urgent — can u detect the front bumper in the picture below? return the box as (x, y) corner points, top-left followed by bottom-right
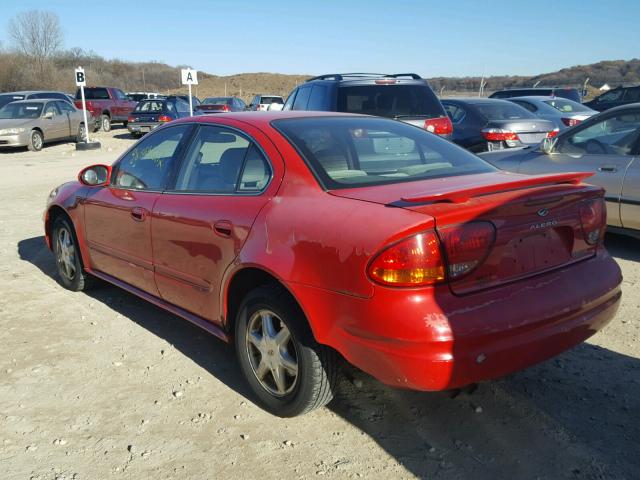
(0, 132), (30, 148)
(288, 248), (622, 391)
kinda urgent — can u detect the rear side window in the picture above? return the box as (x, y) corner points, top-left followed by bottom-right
(443, 103), (466, 123)
(273, 116), (494, 189)
(475, 102), (534, 120)
(79, 88), (110, 100)
(292, 87), (312, 110)
(337, 85), (444, 118)
(173, 125), (271, 193)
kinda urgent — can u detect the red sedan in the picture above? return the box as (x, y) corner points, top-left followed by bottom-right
(44, 111), (622, 417)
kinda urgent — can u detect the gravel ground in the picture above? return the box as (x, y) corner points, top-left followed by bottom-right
(1, 127), (639, 480)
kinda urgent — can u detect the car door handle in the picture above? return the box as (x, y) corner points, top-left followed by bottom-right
(130, 207), (148, 221)
(598, 165), (618, 173)
(213, 220), (233, 237)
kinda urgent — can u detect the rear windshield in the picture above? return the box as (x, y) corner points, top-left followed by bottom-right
(273, 116), (494, 189)
(76, 88), (110, 100)
(337, 85), (444, 119)
(134, 100), (167, 113)
(0, 102), (43, 119)
(475, 102), (534, 120)
(260, 96), (284, 104)
(203, 97), (232, 105)
(0, 94), (26, 109)
(543, 98), (592, 113)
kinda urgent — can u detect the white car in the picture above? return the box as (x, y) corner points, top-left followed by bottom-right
(248, 94), (285, 111)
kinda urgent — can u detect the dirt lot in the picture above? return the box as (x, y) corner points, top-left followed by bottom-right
(1, 127), (639, 480)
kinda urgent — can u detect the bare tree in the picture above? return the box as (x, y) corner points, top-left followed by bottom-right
(8, 10), (63, 74)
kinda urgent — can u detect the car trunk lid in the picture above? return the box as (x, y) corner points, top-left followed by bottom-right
(329, 171), (602, 294)
(486, 119), (556, 145)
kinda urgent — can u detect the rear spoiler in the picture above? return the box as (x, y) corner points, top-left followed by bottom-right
(400, 172), (594, 204)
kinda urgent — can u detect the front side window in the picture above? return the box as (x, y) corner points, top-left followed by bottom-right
(292, 87), (312, 110)
(44, 102), (61, 117)
(57, 101), (75, 113)
(555, 112), (640, 156)
(596, 89), (624, 103)
(273, 116), (495, 189)
(113, 125), (190, 190)
(173, 125), (271, 193)
(282, 90), (297, 111)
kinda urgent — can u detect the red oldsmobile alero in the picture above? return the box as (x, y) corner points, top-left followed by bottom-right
(44, 111), (622, 417)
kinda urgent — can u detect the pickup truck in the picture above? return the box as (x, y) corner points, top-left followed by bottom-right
(74, 87), (138, 132)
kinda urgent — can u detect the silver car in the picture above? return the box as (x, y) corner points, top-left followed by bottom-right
(507, 96), (598, 130)
(0, 99), (86, 151)
(480, 103), (640, 239)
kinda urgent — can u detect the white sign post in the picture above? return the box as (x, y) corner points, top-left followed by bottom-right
(75, 67), (90, 142)
(181, 68), (198, 116)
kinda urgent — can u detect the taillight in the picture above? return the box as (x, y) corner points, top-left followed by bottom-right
(158, 115), (172, 122)
(579, 198), (606, 245)
(424, 117), (453, 136)
(222, 105), (230, 112)
(127, 115), (135, 123)
(547, 128), (560, 138)
(438, 222), (496, 280)
(367, 232), (445, 287)
(481, 128), (519, 142)
(561, 118), (581, 127)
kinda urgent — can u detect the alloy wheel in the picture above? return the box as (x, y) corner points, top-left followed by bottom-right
(245, 309), (299, 397)
(55, 226), (76, 281)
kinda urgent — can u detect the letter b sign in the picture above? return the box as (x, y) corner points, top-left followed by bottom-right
(75, 67), (86, 86)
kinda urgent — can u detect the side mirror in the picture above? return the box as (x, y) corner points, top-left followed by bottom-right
(540, 137), (556, 155)
(44, 111), (54, 119)
(79, 164), (111, 186)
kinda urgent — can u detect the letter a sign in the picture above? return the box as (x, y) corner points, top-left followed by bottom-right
(181, 68), (198, 85)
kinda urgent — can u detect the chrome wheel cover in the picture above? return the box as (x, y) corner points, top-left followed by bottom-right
(55, 226), (76, 280)
(245, 309), (299, 397)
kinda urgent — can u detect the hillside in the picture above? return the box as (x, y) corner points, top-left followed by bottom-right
(0, 48), (638, 102)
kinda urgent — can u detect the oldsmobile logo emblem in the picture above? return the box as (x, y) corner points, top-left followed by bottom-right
(537, 208), (549, 217)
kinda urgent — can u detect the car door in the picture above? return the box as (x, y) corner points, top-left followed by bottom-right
(41, 102), (67, 140)
(151, 122), (281, 323)
(518, 109), (640, 227)
(620, 156), (640, 231)
(82, 124), (192, 294)
(55, 101), (75, 138)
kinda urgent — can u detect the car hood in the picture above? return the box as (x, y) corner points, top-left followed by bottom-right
(0, 118), (36, 129)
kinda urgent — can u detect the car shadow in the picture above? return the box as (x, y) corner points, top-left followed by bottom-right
(18, 235), (639, 479)
(605, 232), (640, 262)
(113, 132), (139, 141)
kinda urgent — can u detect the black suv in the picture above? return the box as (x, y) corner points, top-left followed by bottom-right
(584, 85), (640, 112)
(489, 87), (582, 103)
(282, 73), (452, 137)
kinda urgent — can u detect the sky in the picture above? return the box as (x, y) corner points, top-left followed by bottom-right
(1, 0), (638, 78)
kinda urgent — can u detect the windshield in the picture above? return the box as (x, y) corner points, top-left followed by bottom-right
(0, 102), (43, 119)
(203, 97), (232, 105)
(260, 96), (284, 104)
(337, 85), (444, 119)
(0, 94), (26, 109)
(475, 102), (534, 120)
(544, 98), (593, 113)
(273, 116), (495, 189)
(134, 100), (166, 113)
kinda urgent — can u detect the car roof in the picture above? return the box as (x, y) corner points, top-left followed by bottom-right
(3, 99), (52, 104)
(507, 96), (572, 102)
(175, 111), (363, 128)
(0, 90), (64, 96)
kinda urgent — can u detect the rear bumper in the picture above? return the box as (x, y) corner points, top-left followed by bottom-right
(127, 122), (160, 133)
(288, 248), (622, 391)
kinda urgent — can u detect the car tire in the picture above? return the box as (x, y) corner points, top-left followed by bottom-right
(27, 130), (43, 152)
(52, 216), (94, 292)
(235, 285), (340, 417)
(123, 121), (128, 128)
(75, 123), (86, 143)
(100, 114), (111, 132)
